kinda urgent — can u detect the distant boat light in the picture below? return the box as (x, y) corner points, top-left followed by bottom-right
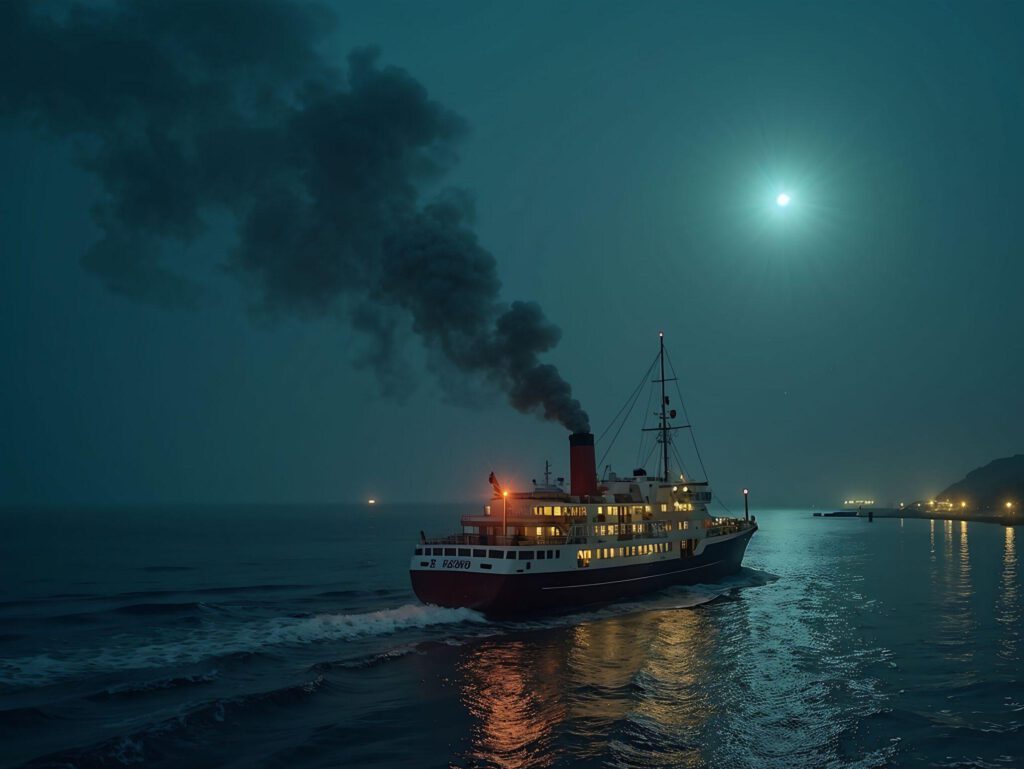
(776, 193), (791, 207)
(368, 498), (376, 505)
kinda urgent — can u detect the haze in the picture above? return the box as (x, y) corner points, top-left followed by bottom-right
(2, 1), (1021, 509)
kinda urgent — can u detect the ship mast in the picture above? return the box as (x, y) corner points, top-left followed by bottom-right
(659, 331), (669, 482)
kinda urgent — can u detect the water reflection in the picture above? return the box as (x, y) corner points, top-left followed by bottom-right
(456, 638), (565, 769)
(934, 520), (975, 665)
(929, 519), (937, 583)
(997, 526), (1019, 661)
(959, 520), (971, 589)
(454, 612), (710, 768)
(610, 612), (714, 769)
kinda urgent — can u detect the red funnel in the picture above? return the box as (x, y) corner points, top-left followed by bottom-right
(569, 432), (598, 498)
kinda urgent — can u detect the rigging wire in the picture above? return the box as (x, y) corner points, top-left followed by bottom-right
(635, 369), (657, 471)
(596, 352), (659, 473)
(640, 438), (661, 473)
(664, 347), (710, 482)
(663, 346), (734, 517)
(670, 442), (691, 482)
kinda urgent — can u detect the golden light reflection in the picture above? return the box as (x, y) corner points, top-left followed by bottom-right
(454, 611), (714, 769)
(998, 526), (1019, 661)
(456, 639), (564, 769)
(1004, 527), (1016, 592)
(935, 518), (974, 663)
(928, 518), (938, 584)
(565, 616), (655, 723)
(958, 520), (970, 585)
(623, 612), (715, 769)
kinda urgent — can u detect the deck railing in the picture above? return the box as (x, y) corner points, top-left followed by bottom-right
(424, 518), (755, 548)
(422, 533), (568, 547)
(705, 519), (755, 538)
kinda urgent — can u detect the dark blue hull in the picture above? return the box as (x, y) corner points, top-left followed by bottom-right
(411, 526), (756, 617)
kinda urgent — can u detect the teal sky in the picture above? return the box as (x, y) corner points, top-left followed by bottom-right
(2, 1), (1022, 508)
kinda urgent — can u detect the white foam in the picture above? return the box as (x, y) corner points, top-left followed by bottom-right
(262, 604), (488, 645)
(0, 572), (773, 689)
(0, 604), (486, 689)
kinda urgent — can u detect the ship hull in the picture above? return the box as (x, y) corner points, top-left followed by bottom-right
(410, 526), (755, 617)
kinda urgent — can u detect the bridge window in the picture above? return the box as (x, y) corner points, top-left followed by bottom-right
(518, 551), (534, 560)
(473, 549), (486, 558)
(444, 548), (456, 556)
(414, 548), (423, 555)
(488, 550), (504, 559)
(432, 548), (443, 556)
(458, 548), (471, 557)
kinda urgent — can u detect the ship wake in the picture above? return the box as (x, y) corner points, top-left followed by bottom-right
(0, 604), (487, 690)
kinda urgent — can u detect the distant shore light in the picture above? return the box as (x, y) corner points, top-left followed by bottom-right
(776, 193), (791, 207)
(368, 498), (376, 505)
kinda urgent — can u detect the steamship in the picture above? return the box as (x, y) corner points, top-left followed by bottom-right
(409, 333), (757, 616)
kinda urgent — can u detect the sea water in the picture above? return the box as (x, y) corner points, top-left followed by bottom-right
(0, 506), (1021, 768)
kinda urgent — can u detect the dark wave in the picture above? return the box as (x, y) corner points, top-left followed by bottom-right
(191, 583), (313, 595)
(0, 705), (59, 730)
(38, 601), (210, 625)
(67, 585), (311, 606)
(20, 676), (331, 769)
(136, 565), (196, 572)
(87, 670), (220, 702)
(309, 643), (422, 672)
(0, 593), (100, 610)
(314, 589), (363, 598)
(111, 601), (206, 616)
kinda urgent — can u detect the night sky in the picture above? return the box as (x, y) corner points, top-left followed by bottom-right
(2, 1), (1021, 508)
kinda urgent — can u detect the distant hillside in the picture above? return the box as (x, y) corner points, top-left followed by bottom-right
(939, 455), (1024, 511)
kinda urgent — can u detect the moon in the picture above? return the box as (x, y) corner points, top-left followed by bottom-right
(776, 193), (791, 207)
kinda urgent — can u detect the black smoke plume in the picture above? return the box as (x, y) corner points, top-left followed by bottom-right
(0, 0), (590, 432)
